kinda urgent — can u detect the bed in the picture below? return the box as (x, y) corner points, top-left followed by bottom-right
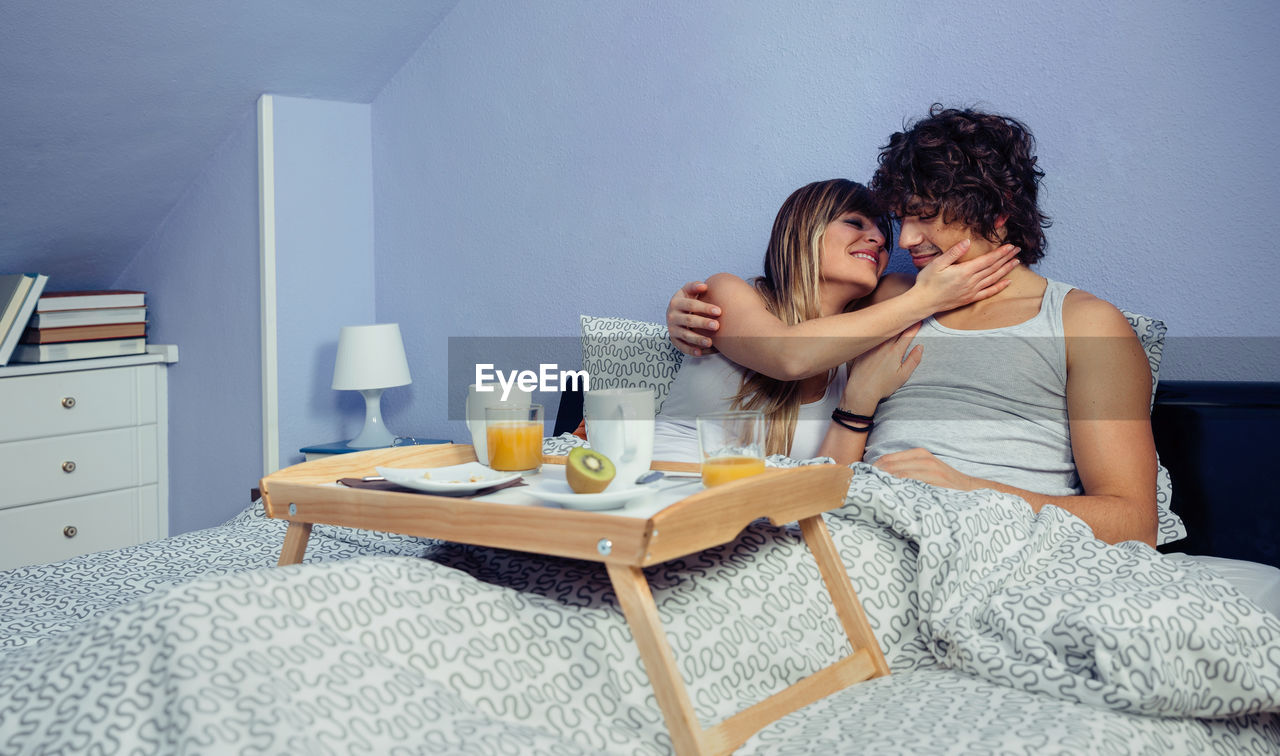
(1, 317), (1279, 754)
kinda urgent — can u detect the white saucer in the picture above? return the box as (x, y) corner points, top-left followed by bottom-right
(525, 479), (656, 511)
(376, 463), (522, 494)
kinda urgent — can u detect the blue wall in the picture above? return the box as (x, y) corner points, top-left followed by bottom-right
(115, 95), (381, 534)
(109, 0), (1280, 534)
(272, 96), (378, 467)
(116, 109), (262, 535)
(370, 0), (1280, 448)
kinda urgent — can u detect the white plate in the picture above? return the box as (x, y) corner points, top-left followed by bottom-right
(375, 463), (522, 494)
(524, 479), (656, 511)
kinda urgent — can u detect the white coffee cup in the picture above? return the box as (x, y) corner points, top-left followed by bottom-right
(466, 383), (532, 465)
(583, 387), (655, 492)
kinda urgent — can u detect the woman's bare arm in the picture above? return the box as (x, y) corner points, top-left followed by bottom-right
(707, 241), (1016, 380)
(667, 241), (1018, 372)
(703, 272), (932, 380)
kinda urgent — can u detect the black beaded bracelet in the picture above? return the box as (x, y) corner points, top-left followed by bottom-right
(833, 407), (875, 424)
(831, 414), (873, 433)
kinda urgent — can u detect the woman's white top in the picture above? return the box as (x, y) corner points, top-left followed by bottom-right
(652, 353), (846, 463)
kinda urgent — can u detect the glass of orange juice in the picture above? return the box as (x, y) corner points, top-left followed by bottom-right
(696, 410), (766, 487)
(485, 404), (544, 473)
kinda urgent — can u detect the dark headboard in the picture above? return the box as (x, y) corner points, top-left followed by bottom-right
(554, 381), (1280, 567)
(1152, 381), (1280, 566)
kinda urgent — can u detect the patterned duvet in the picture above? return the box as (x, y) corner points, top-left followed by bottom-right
(1, 443), (1278, 754)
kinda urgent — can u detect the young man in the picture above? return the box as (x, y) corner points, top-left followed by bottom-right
(667, 106), (1158, 546)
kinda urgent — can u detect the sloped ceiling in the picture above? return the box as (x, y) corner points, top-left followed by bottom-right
(0, 0), (458, 289)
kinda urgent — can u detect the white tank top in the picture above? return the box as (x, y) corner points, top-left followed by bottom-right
(652, 354), (847, 463)
(864, 278), (1081, 496)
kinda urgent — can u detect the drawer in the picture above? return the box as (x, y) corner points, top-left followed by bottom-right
(0, 487), (154, 571)
(0, 365), (155, 443)
(0, 426), (158, 508)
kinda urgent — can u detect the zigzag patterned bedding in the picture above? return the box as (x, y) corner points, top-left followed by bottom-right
(1, 441), (1278, 754)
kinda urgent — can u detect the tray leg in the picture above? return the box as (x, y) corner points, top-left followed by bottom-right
(608, 517), (889, 756)
(797, 515), (890, 678)
(278, 521), (313, 566)
(606, 562), (707, 756)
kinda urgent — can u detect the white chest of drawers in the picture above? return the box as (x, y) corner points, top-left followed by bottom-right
(0, 346), (177, 570)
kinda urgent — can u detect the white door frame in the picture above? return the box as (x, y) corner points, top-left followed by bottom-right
(257, 94), (280, 474)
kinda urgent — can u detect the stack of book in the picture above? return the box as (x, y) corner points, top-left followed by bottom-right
(0, 273), (50, 366)
(12, 290), (148, 363)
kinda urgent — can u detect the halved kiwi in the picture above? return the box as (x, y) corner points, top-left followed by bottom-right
(566, 447), (616, 494)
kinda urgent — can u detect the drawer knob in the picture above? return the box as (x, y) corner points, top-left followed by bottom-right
(63, 526), (78, 539)
(61, 461), (77, 473)
(61, 396), (76, 409)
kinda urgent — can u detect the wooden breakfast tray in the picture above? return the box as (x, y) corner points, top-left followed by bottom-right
(260, 444), (889, 756)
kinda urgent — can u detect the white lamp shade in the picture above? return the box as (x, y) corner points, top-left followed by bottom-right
(331, 323), (412, 390)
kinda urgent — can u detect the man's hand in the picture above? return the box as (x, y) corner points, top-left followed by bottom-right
(872, 448), (977, 490)
(666, 280), (721, 356)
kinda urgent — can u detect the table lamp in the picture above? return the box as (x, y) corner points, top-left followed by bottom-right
(331, 323), (412, 449)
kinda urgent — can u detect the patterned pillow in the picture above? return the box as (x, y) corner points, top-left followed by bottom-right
(1119, 310), (1184, 545)
(1121, 310), (1166, 411)
(579, 315), (684, 413)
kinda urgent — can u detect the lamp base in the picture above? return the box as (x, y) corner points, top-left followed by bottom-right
(347, 388), (398, 449)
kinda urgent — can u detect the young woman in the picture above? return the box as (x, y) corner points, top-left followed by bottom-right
(652, 178), (1019, 463)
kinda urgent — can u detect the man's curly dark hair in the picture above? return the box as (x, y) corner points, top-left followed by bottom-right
(871, 105), (1051, 264)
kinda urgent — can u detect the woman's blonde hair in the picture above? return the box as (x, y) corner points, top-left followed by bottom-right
(730, 179), (891, 455)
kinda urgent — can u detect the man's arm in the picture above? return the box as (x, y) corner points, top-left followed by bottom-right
(873, 291), (1158, 545)
(666, 281), (720, 356)
(1054, 291), (1158, 544)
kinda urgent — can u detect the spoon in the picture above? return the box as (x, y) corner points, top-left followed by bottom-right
(634, 470), (702, 485)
